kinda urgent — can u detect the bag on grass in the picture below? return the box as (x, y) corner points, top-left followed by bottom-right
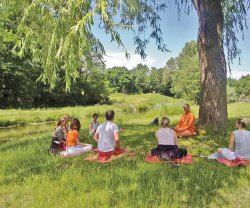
(49, 137), (66, 155)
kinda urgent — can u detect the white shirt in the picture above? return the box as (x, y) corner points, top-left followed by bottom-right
(96, 121), (119, 152)
(91, 121), (99, 130)
(156, 128), (175, 145)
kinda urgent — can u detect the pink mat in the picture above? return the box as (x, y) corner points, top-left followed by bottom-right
(83, 151), (136, 163)
(144, 154), (193, 164)
(216, 158), (250, 167)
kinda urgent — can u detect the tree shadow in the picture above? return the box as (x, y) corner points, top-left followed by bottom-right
(0, 118), (249, 207)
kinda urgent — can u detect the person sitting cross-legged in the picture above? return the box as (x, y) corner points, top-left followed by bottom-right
(175, 104), (197, 138)
(93, 110), (126, 162)
(61, 118), (93, 157)
(151, 117), (188, 161)
(209, 118), (250, 160)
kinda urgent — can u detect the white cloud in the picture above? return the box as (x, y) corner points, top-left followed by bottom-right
(228, 70), (250, 79)
(103, 52), (249, 80)
(104, 52), (156, 69)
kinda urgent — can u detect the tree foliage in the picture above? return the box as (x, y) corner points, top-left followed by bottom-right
(13, 0), (167, 90)
(0, 0), (110, 108)
(175, 0), (249, 69)
(171, 41), (200, 103)
(228, 75), (250, 102)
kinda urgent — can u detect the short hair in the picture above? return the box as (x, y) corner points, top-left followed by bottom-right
(70, 118), (81, 131)
(93, 113), (99, 118)
(105, 110), (115, 121)
(237, 118), (247, 128)
(183, 103), (190, 108)
(161, 117), (170, 127)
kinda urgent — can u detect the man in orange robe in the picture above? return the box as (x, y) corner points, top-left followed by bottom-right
(175, 104), (197, 138)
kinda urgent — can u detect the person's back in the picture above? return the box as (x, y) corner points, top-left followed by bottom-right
(234, 129), (250, 159)
(97, 121), (118, 152)
(156, 128), (175, 145)
(151, 117), (187, 160)
(93, 110), (126, 162)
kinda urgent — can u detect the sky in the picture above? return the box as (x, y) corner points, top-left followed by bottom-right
(92, 4), (250, 79)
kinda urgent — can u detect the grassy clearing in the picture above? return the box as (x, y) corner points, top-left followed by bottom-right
(0, 93), (250, 207)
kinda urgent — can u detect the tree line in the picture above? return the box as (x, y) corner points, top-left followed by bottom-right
(1, 0), (249, 112)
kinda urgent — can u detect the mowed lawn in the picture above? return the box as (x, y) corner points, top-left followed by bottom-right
(0, 94), (250, 208)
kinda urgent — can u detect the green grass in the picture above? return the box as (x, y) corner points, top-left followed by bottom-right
(0, 93), (250, 207)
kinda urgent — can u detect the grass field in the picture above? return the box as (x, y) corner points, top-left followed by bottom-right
(0, 93), (250, 207)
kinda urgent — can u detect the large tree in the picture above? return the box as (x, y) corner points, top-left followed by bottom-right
(8, 0), (250, 131)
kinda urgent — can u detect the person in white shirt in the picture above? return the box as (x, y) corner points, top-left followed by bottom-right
(94, 110), (126, 162)
(89, 113), (99, 137)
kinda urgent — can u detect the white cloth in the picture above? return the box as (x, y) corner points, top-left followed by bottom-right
(156, 128), (175, 145)
(208, 149), (236, 160)
(221, 148), (237, 160)
(96, 121), (119, 152)
(61, 145), (92, 157)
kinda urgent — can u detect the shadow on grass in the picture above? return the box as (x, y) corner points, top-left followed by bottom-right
(0, 120), (249, 207)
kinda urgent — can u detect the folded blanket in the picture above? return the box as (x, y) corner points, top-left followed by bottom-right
(144, 153), (192, 164)
(216, 158), (250, 167)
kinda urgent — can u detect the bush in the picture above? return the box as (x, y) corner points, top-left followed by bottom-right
(227, 86), (239, 103)
(138, 104), (149, 112)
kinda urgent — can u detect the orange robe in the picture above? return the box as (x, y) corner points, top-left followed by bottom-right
(175, 111), (196, 137)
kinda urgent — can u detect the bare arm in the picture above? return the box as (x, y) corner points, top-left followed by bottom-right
(76, 137), (93, 147)
(93, 132), (99, 142)
(114, 132), (120, 148)
(89, 121), (93, 131)
(229, 132), (235, 151)
(155, 131), (158, 142)
(114, 132), (119, 141)
(76, 137), (84, 146)
(174, 132), (178, 145)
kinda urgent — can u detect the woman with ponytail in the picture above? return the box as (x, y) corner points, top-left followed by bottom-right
(151, 117), (187, 161)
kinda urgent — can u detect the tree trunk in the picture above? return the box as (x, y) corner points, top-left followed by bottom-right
(192, 0), (228, 131)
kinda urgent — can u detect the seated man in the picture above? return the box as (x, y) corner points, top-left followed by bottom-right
(93, 109), (126, 162)
(175, 104), (197, 138)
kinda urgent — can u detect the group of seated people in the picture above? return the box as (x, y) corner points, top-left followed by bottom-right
(49, 104), (250, 163)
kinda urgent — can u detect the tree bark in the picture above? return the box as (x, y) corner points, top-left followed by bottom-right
(192, 0), (228, 131)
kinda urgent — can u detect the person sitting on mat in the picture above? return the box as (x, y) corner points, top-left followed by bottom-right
(175, 104), (197, 138)
(93, 109), (126, 162)
(151, 117), (187, 161)
(208, 118), (250, 160)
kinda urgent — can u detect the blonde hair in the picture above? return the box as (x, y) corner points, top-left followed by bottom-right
(161, 117), (170, 127)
